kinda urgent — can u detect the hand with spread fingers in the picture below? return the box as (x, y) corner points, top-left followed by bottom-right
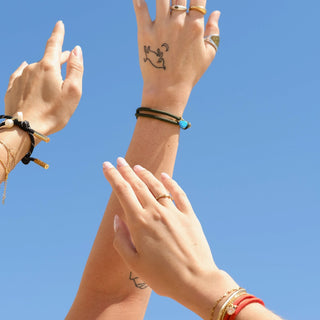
(133, 0), (221, 113)
(4, 21), (84, 136)
(103, 158), (239, 320)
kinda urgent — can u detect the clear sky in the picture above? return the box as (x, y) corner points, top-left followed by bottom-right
(0, 1), (319, 319)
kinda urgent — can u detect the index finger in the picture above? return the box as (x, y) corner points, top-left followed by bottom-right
(42, 21), (65, 63)
(103, 161), (143, 218)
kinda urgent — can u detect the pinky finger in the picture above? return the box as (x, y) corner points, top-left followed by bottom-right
(160, 173), (193, 213)
(204, 11), (221, 56)
(7, 61), (28, 91)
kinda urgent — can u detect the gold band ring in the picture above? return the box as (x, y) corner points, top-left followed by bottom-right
(156, 194), (173, 201)
(189, 6), (207, 15)
(204, 34), (220, 51)
(171, 5), (188, 11)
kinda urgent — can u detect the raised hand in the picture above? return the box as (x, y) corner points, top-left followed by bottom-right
(133, 0), (221, 113)
(103, 158), (238, 319)
(5, 21), (84, 136)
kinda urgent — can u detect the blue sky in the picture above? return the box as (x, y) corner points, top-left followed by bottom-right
(0, 0), (319, 319)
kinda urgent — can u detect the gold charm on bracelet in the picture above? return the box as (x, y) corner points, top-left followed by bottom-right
(33, 159), (49, 169)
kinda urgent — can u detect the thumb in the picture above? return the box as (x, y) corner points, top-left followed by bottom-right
(113, 215), (138, 268)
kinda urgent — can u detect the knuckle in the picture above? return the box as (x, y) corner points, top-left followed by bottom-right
(133, 179), (147, 192)
(41, 59), (56, 71)
(175, 188), (187, 200)
(115, 181), (131, 196)
(64, 80), (82, 98)
(206, 20), (219, 32)
(191, 19), (204, 35)
(46, 36), (57, 48)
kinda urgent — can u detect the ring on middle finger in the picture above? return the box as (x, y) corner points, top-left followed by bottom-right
(189, 6), (207, 15)
(171, 5), (188, 12)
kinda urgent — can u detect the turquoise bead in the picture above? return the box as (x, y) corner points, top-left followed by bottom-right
(179, 120), (189, 129)
(179, 120), (188, 129)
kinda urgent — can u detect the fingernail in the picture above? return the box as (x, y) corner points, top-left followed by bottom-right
(134, 165), (145, 172)
(117, 157), (129, 168)
(103, 161), (114, 170)
(73, 45), (82, 58)
(57, 20), (64, 26)
(161, 172), (171, 180)
(114, 215), (119, 232)
(136, 0), (142, 8)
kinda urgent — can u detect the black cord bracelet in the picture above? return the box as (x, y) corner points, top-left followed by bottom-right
(0, 115), (49, 169)
(135, 107), (191, 130)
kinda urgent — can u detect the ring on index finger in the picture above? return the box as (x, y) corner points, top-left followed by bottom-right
(204, 34), (220, 51)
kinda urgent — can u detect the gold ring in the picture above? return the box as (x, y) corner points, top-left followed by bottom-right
(204, 34), (220, 51)
(156, 194), (173, 201)
(189, 6), (207, 15)
(171, 5), (188, 11)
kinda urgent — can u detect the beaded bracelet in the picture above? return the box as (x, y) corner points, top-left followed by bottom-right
(135, 107), (191, 130)
(0, 113), (49, 169)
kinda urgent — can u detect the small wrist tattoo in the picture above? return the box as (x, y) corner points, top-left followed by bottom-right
(129, 272), (149, 289)
(143, 43), (169, 70)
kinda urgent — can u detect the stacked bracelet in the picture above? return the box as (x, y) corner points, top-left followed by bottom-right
(0, 113), (49, 169)
(226, 294), (265, 320)
(211, 288), (265, 320)
(135, 107), (191, 130)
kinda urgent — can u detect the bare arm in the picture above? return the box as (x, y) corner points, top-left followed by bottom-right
(66, 0), (221, 318)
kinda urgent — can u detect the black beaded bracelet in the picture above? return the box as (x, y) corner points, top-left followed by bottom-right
(0, 114), (49, 169)
(135, 107), (191, 130)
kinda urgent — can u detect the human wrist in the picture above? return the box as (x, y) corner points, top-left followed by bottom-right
(141, 84), (192, 116)
(0, 128), (31, 169)
(174, 269), (239, 320)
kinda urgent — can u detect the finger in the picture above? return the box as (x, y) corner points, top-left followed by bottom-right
(117, 158), (156, 208)
(62, 46), (84, 104)
(204, 11), (221, 56)
(156, 0), (171, 20)
(42, 21), (65, 64)
(103, 162), (143, 218)
(160, 172), (193, 213)
(133, 0), (152, 30)
(113, 215), (139, 268)
(189, 0), (207, 18)
(170, 0), (187, 17)
(60, 50), (71, 65)
(134, 165), (175, 207)
(7, 61), (28, 91)
(189, 0), (207, 7)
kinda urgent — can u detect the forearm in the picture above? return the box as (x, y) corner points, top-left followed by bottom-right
(66, 95), (186, 319)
